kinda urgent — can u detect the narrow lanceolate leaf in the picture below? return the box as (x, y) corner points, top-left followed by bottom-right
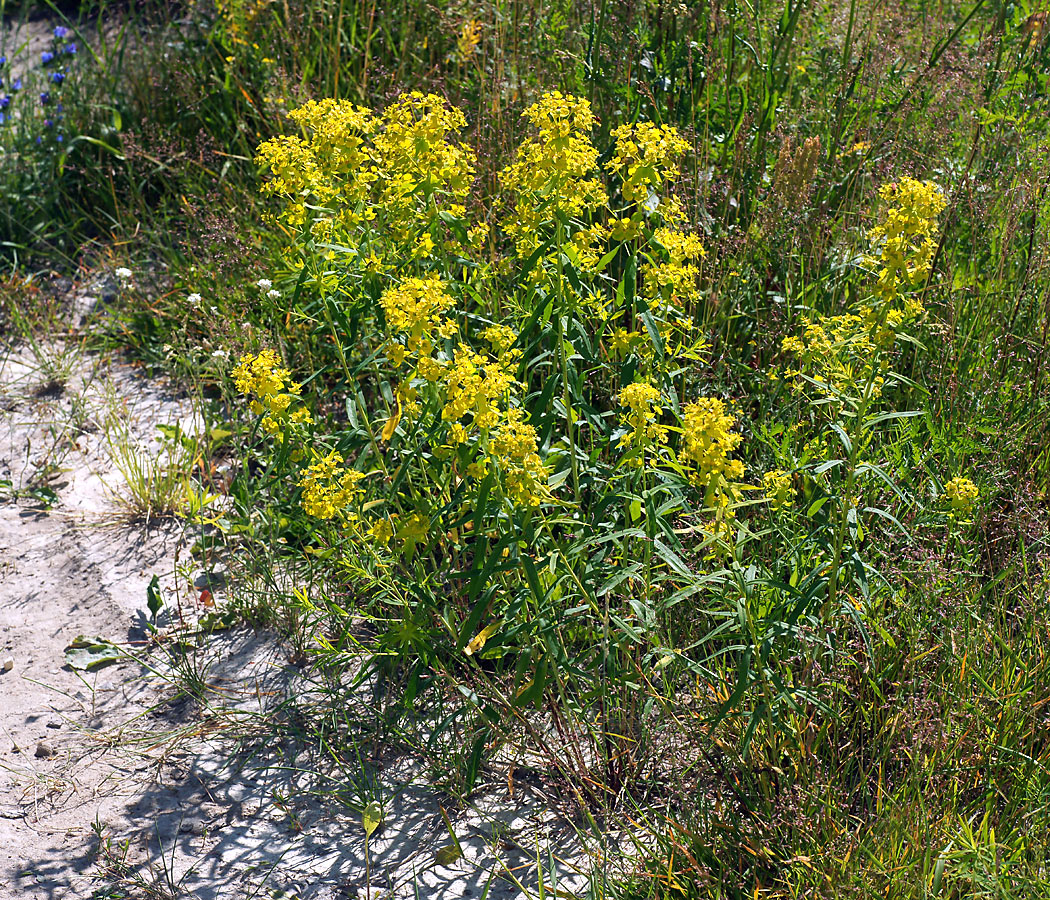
(464, 622), (501, 656)
(380, 401), (401, 442)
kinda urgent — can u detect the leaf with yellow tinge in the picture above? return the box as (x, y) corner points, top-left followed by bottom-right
(464, 622), (500, 656)
(361, 801), (383, 838)
(435, 844), (462, 866)
(381, 399), (401, 442)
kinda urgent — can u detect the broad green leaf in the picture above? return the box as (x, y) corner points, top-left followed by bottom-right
(64, 636), (123, 672)
(361, 801), (383, 838)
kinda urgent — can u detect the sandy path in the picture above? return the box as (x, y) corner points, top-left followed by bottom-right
(0, 290), (591, 898)
(0, 333), (194, 898)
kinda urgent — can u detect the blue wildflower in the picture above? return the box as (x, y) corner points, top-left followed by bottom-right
(54, 26), (70, 39)
(0, 96), (9, 109)
(49, 71), (65, 85)
(65, 42), (77, 55)
(41, 50), (55, 65)
(12, 78), (21, 91)
(40, 91), (51, 105)
(56, 134), (64, 142)
(0, 56), (6, 67)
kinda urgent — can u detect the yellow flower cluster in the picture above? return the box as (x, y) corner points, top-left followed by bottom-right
(455, 18), (482, 61)
(499, 92), (607, 257)
(372, 92), (475, 219)
(297, 451), (365, 520)
(645, 227), (706, 308)
(782, 178), (946, 408)
(491, 408), (548, 507)
(256, 93), (476, 252)
(680, 398), (745, 489)
(944, 476), (978, 517)
(867, 176), (947, 312)
(442, 348), (519, 431)
(781, 314), (886, 403)
(618, 381), (668, 463)
(258, 100), (376, 228)
(606, 122), (689, 207)
(480, 324), (518, 356)
(382, 276), (457, 349)
(763, 469), (793, 510)
(376, 277), (544, 507)
(232, 349), (311, 434)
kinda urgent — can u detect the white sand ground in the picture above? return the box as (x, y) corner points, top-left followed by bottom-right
(0, 279), (595, 899)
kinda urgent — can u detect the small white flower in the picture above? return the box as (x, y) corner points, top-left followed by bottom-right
(115, 267), (132, 282)
(211, 349), (229, 361)
(256, 278), (272, 291)
(187, 292), (202, 307)
(210, 306), (219, 314)
(267, 289), (281, 300)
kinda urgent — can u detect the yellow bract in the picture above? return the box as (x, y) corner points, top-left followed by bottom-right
(255, 92), (476, 254)
(617, 381), (668, 464)
(763, 469), (793, 511)
(491, 409), (548, 507)
(606, 122), (689, 207)
(867, 176), (947, 313)
(233, 349), (308, 434)
(680, 398), (745, 489)
(298, 451), (365, 520)
(781, 314), (886, 403)
(499, 92), (607, 258)
(944, 476), (978, 516)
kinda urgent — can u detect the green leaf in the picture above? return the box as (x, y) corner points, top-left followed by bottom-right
(435, 844), (463, 866)
(361, 801), (383, 838)
(146, 575), (163, 621)
(64, 636), (123, 672)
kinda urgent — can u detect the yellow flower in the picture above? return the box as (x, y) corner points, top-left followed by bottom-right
(381, 276), (456, 342)
(373, 91), (476, 208)
(644, 228), (705, 308)
(370, 517), (395, 546)
(618, 382), (667, 462)
(233, 349), (306, 432)
(762, 469), (793, 510)
(256, 92), (476, 253)
(944, 476), (978, 517)
(298, 451), (365, 519)
(781, 314), (885, 404)
(680, 398), (745, 489)
(491, 408), (548, 507)
(606, 121), (689, 207)
(480, 324), (518, 355)
(866, 176), (947, 311)
(499, 92), (607, 258)
(455, 18), (482, 61)
(442, 348), (517, 429)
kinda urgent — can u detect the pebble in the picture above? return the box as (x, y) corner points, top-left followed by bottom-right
(2, 658), (12, 672)
(35, 741), (54, 759)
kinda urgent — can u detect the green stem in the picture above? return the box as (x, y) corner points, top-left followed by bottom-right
(825, 377), (875, 615)
(555, 219), (581, 504)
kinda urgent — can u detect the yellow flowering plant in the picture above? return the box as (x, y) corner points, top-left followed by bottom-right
(772, 176), (951, 621)
(242, 91), (985, 798)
